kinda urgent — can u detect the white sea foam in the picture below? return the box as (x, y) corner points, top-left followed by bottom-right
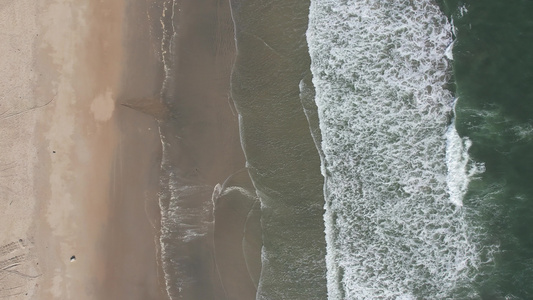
(157, 125), (215, 299)
(159, 0), (177, 99)
(459, 4), (469, 18)
(445, 100), (485, 207)
(157, 2), (204, 298)
(445, 123), (471, 206)
(158, 171), (214, 297)
(445, 41), (454, 60)
(307, 1), (481, 298)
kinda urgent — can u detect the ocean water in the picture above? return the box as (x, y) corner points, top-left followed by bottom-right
(440, 1), (533, 298)
(145, 0), (533, 299)
(307, 1), (483, 298)
(306, 0), (533, 298)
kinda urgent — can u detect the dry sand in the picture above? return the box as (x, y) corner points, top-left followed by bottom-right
(0, 0), (44, 298)
(1, 0), (166, 299)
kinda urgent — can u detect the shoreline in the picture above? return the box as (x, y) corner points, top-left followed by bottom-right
(154, 0), (262, 298)
(1, 0), (258, 298)
(100, 0), (169, 298)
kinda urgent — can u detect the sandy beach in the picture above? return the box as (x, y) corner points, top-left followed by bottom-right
(1, 0), (47, 297)
(0, 0), (167, 298)
(0, 1), (40, 297)
(1, 0), (262, 299)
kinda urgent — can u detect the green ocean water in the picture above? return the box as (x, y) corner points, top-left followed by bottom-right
(440, 1), (533, 298)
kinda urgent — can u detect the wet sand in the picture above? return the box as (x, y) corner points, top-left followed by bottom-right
(99, 0), (168, 298)
(100, 108), (166, 300)
(155, 0), (262, 299)
(213, 169), (262, 300)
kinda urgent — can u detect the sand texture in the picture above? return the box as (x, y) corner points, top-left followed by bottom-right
(0, 0), (41, 298)
(1, 0), (166, 298)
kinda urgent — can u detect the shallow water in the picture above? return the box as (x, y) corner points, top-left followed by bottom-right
(229, 0), (328, 298)
(154, 0), (248, 298)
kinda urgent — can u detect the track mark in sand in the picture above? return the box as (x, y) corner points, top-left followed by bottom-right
(0, 240), (26, 258)
(0, 243), (18, 258)
(0, 284), (25, 299)
(0, 241), (40, 297)
(0, 255), (25, 270)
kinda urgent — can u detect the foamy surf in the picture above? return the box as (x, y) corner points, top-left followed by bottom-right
(307, 0), (482, 298)
(157, 125), (216, 299)
(445, 99), (485, 207)
(159, 0), (177, 100)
